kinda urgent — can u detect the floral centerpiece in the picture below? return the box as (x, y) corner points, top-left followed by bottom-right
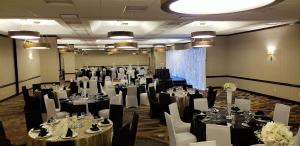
(223, 82), (237, 92)
(256, 122), (293, 146)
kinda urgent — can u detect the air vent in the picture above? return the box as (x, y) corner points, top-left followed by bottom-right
(44, 0), (73, 5)
(125, 6), (148, 13)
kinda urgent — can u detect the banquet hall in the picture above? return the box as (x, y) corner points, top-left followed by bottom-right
(0, 0), (300, 146)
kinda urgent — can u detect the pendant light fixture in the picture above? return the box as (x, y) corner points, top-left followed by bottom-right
(161, 0), (283, 15)
(114, 42), (138, 50)
(154, 44), (166, 52)
(108, 31), (134, 39)
(8, 30), (40, 40)
(23, 40), (51, 50)
(191, 31), (216, 39)
(192, 39), (214, 48)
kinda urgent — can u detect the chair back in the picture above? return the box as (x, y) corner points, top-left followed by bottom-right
(0, 121), (6, 138)
(294, 127), (300, 146)
(129, 112), (139, 146)
(22, 86), (31, 110)
(159, 93), (171, 113)
(109, 105), (124, 133)
(89, 80), (97, 89)
(164, 112), (176, 146)
(169, 103), (182, 124)
(112, 122), (130, 146)
(273, 103), (291, 125)
(127, 86), (137, 96)
(56, 90), (68, 99)
(43, 95), (57, 120)
(235, 99), (251, 111)
(32, 84), (41, 92)
(207, 90), (217, 108)
(189, 141), (217, 146)
(194, 98), (209, 111)
(206, 124), (231, 146)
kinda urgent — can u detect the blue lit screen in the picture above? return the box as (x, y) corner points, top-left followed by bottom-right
(166, 48), (206, 89)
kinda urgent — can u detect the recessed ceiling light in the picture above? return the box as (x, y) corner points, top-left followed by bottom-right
(8, 31), (40, 40)
(191, 31), (216, 39)
(161, 0), (283, 15)
(108, 31), (134, 39)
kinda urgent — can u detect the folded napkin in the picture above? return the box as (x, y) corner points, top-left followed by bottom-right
(216, 121), (227, 126)
(66, 128), (73, 137)
(38, 128), (48, 137)
(90, 124), (100, 131)
(33, 125), (42, 131)
(102, 118), (110, 124)
(171, 93), (175, 97)
(255, 110), (265, 116)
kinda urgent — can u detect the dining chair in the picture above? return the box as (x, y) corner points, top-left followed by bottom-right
(109, 104), (124, 133)
(147, 86), (160, 118)
(194, 98), (209, 111)
(159, 93), (171, 123)
(235, 99), (251, 111)
(44, 95), (67, 121)
(56, 90), (68, 100)
(165, 112), (197, 146)
(140, 85), (149, 106)
(207, 88), (217, 108)
(129, 112), (139, 146)
(189, 141), (217, 146)
(112, 122), (131, 146)
(206, 124), (232, 146)
(126, 86), (138, 108)
(169, 103), (191, 133)
(0, 121), (6, 138)
(294, 127), (300, 146)
(273, 103), (291, 125)
(88, 80), (98, 95)
(0, 138), (11, 146)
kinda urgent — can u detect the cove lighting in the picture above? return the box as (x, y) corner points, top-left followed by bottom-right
(191, 31), (216, 39)
(108, 31), (134, 39)
(161, 0), (282, 15)
(8, 31), (40, 40)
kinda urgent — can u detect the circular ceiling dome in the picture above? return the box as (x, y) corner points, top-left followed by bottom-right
(161, 0), (283, 15)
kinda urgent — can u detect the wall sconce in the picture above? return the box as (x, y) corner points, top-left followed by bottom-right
(267, 46), (276, 61)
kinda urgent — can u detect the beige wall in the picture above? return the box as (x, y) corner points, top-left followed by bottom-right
(63, 52), (76, 81)
(0, 36), (16, 100)
(39, 37), (60, 83)
(226, 24), (300, 101)
(75, 51), (149, 69)
(206, 37), (228, 87)
(16, 40), (41, 91)
(154, 51), (166, 69)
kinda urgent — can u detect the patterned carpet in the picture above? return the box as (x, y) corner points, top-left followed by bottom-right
(0, 90), (300, 146)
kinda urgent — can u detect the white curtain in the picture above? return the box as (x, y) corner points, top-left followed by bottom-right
(166, 48), (206, 90)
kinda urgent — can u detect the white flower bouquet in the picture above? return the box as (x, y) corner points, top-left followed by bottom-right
(223, 83), (237, 92)
(256, 122), (293, 146)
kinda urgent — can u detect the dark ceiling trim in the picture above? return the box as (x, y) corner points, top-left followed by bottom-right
(206, 75), (300, 88)
(0, 34), (9, 38)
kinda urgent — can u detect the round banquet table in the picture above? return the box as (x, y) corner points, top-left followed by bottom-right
(27, 117), (113, 146)
(191, 108), (272, 146)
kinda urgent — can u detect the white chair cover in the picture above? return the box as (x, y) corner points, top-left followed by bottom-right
(88, 80), (98, 96)
(140, 93), (149, 106)
(44, 95), (57, 121)
(126, 86), (138, 108)
(169, 103), (191, 133)
(105, 76), (111, 81)
(294, 127), (300, 146)
(56, 90), (68, 99)
(189, 141), (217, 146)
(273, 103), (291, 125)
(165, 112), (196, 146)
(194, 98), (209, 111)
(110, 94), (123, 105)
(206, 124), (232, 146)
(119, 68), (125, 75)
(106, 87), (116, 99)
(235, 99), (251, 111)
(118, 73), (125, 80)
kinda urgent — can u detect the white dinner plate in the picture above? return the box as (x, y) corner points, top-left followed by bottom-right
(60, 132), (78, 139)
(85, 128), (103, 134)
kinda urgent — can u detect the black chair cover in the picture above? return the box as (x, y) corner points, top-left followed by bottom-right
(112, 123), (131, 146)
(147, 87), (160, 118)
(109, 105), (124, 133)
(32, 84), (41, 92)
(129, 112), (139, 146)
(159, 93), (171, 123)
(46, 140), (75, 146)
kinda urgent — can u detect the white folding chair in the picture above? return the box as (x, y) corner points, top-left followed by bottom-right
(194, 98), (209, 111)
(126, 86), (138, 108)
(206, 124), (232, 146)
(169, 103), (190, 133)
(88, 80), (98, 96)
(235, 99), (251, 111)
(165, 112), (196, 146)
(189, 141), (217, 146)
(273, 103), (291, 125)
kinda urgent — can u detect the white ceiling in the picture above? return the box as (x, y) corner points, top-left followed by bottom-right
(0, 0), (299, 47)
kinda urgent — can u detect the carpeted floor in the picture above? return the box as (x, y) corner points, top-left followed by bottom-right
(0, 90), (300, 146)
